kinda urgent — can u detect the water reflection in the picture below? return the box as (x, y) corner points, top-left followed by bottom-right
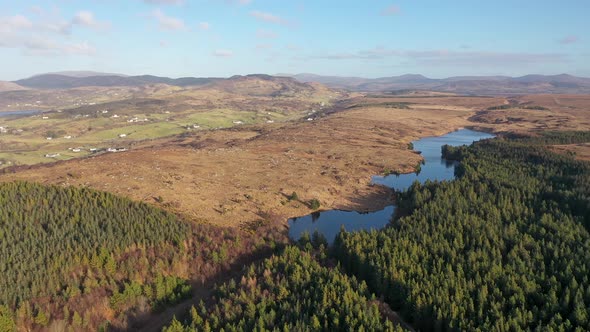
(288, 129), (495, 243)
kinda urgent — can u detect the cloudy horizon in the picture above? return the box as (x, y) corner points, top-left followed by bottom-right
(1, 0), (588, 81)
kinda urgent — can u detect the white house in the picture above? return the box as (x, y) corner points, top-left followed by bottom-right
(107, 147), (127, 152)
(118, 133), (127, 138)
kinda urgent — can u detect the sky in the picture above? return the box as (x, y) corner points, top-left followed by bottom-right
(0, 0), (589, 80)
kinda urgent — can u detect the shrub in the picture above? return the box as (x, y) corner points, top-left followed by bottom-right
(308, 198), (320, 210)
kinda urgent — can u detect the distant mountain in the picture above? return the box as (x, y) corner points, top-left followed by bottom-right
(288, 73), (590, 95)
(287, 73), (370, 89)
(14, 74), (221, 89)
(0, 81), (27, 92)
(37, 71), (128, 78)
(14, 72), (590, 95)
(206, 74), (318, 97)
(12, 73), (313, 95)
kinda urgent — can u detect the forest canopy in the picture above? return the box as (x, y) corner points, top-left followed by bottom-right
(334, 131), (590, 331)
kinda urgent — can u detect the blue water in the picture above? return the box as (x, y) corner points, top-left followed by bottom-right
(0, 110), (42, 118)
(288, 129), (495, 243)
(372, 129), (496, 191)
(288, 206), (395, 244)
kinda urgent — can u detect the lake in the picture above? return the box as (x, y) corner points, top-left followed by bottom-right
(0, 110), (43, 118)
(288, 128), (495, 243)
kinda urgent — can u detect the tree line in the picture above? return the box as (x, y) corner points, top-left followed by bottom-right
(333, 131), (590, 331)
(165, 240), (404, 332)
(0, 181), (287, 330)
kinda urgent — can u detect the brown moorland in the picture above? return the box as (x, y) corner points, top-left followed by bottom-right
(550, 143), (590, 161)
(1, 93), (512, 228)
(2, 93), (589, 229)
(1, 91), (590, 331)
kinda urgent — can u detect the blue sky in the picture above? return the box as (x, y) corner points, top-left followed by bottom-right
(0, 0), (588, 80)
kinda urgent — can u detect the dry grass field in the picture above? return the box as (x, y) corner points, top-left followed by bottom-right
(1, 92), (589, 228)
(0, 93), (504, 227)
(1, 89), (589, 331)
(0, 78), (339, 168)
(550, 143), (590, 161)
(468, 94), (590, 134)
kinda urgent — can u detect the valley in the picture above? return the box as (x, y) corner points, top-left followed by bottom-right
(1, 73), (590, 331)
(3, 89), (590, 229)
(2, 1), (589, 331)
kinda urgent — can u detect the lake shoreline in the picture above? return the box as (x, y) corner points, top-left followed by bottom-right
(288, 128), (496, 243)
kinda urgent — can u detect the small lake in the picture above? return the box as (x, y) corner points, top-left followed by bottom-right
(372, 128), (496, 191)
(288, 128), (495, 243)
(0, 110), (43, 118)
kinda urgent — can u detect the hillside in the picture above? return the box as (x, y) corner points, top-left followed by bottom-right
(13, 74), (220, 89)
(13, 72), (590, 94)
(0, 74), (337, 169)
(335, 132), (590, 331)
(165, 245), (402, 331)
(0, 181), (287, 331)
(13, 72), (306, 90)
(290, 73), (590, 94)
(38, 71), (128, 78)
(1, 88), (590, 330)
(0, 81), (27, 92)
(205, 74), (319, 97)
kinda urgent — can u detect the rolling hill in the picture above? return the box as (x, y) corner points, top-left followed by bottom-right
(12, 73), (312, 93)
(14, 74), (221, 89)
(0, 81), (27, 92)
(289, 73), (590, 94)
(13, 71), (590, 94)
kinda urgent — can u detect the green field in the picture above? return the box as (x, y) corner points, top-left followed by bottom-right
(0, 105), (317, 168)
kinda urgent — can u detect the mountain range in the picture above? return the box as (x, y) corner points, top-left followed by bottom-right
(5, 72), (590, 95)
(287, 73), (590, 95)
(13, 73), (220, 89)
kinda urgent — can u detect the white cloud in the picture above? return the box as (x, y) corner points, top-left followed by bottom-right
(29, 6), (43, 15)
(72, 11), (110, 30)
(249, 10), (288, 25)
(199, 22), (210, 30)
(559, 35), (578, 45)
(256, 28), (278, 39)
(223, 0), (252, 5)
(213, 49), (233, 57)
(151, 9), (186, 31)
(21, 38), (96, 56)
(0, 15), (33, 33)
(144, 0), (185, 5)
(256, 43), (272, 50)
(303, 48), (567, 67)
(42, 20), (72, 35)
(0, 14), (97, 56)
(381, 5), (400, 16)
